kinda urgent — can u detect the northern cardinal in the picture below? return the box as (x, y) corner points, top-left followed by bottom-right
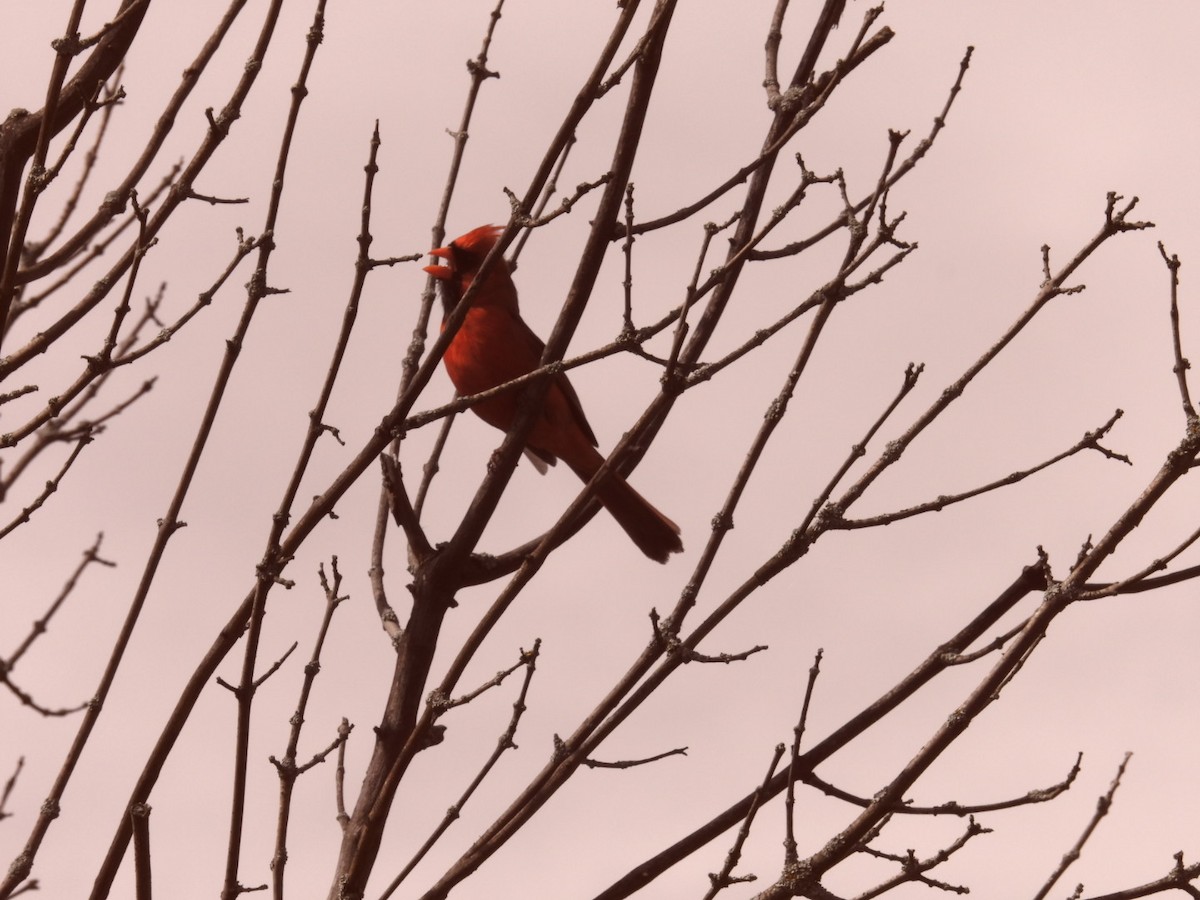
(424, 225), (683, 563)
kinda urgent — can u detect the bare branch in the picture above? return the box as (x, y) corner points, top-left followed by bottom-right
(784, 650), (825, 866)
(762, 0), (789, 111)
(594, 558), (1051, 898)
(802, 751), (1082, 816)
(751, 44), (974, 262)
(0, 432), (91, 539)
(828, 197), (1153, 524)
(509, 135), (577, 268)
(10, 161), (181, 326)
(430, 647), (534, 712)
(381, 454), (432, 563)
(10, 0), (248, 291)
(1157, 243), (1195, 420)
(335, 718), (352, 830)
(1078, 518), (1200, 601)
(0, 668), (90, 717)
(702, 744), (785, 900)
(0, 757), (25, 823)
(503, 171), (613, 229)
(24, 68), (124, 262)
(1034, 754), (1132, 900)
(218, 6), (332, 895)
(583, 747), (688, 769)
(627, 8), (895, 238)
(272, 626), (353, 900)
(852, 816), (988, 900)
(0, 0), (151, 344)
(376, 642), (542, 900)
(130, 803), (151, 900)
(1082, 851), (1200, 900)
(835, 410), (1128, 530)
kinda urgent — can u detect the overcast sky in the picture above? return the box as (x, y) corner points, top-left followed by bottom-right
(2, 3), (1199, 898)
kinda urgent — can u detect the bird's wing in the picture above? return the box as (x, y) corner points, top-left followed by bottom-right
(514, 314), (599, 449)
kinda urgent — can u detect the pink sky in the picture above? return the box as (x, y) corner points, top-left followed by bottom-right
(2, 3), (1198, 898)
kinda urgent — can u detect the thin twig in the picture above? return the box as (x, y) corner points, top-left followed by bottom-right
(852, 816), (987, 900)
(0, 0), (257, 379)
(592, 558), (1052, 899)
(12, 0), (246, 290)
(784, 650), (823, 865)
(24, 68), (124, 262)
(11, 161), (181, 325)
(827, 196), (1152, 530)
(4, 534), (112, 667)
(802, 751), (1081, 816)
(1082, 852), (1200, 900)
(1157, 243), (1195, 420)
(835, 410), (1128, 530)
(0, 432), (91, 539)
(220, 6), (330, 897)
(1, 189), (159, 450)
(1032, 754), (1132, 900)
(584, 747), (688, 769)
(376, 642), (542, 900)
(751, 44), (974, 261)
(510, 135), (577, 267)
(40, 3), (300, 897)
(0, 758), (25, 823)
(269, 558), (349, 900)
(702, 744), (785, 900)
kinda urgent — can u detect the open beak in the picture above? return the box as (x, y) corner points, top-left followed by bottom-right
(423, 245), (452, 281)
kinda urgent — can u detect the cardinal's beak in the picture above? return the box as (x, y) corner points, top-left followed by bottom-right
(423, 245), (452, 280)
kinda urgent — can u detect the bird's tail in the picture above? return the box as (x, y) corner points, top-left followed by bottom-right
(564, 447), (682, 563)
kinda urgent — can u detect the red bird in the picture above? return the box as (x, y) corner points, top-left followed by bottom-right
(424, 225), (683, 563)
